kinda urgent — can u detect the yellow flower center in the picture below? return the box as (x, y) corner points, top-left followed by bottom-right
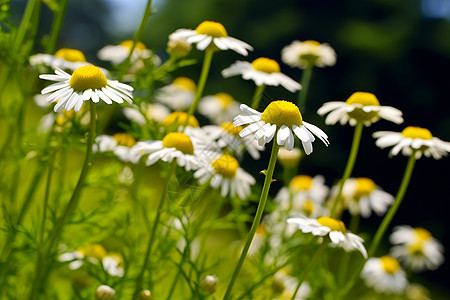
(161, 132), (194, 155)
(354, 177), (376, 198)
(221, 122), (243, 136)
(413, 227), (432, 242)
(345, 92), (380, 122)
(303, 200), (315, 216)
(162, 111), (199, 128)
(261, 100), (303, 127)
(69, 65), (108, 92)
(380, 256), (401, 274)
(119, 40), (147, 50)
(303, 40), (321, 47)
(401, 127), (433, 140)
(172, 76), (196, 92)
(78, 244), (106, 259)
(407, 228), (432, 257)
(195, 21), (228, 37)
(215, 92), (235, 108)
(251, 57), (281, 74)
(317, 217), (346, 233)
(113, 133), (136, 147)
(289, 175), (313, 192)
(211, 154), (239, 178)
(54, 48), (86, 62)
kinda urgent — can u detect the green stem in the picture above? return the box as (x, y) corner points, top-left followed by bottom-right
(296, 63), (313, 112)
(329, 122), (364, 217)
(13, 0), (40, 51)
(337, 213), (360, 286)
(45, 0), (68, 54)
(290, 242), (328, 300)
(183, 49), (214, 129)
(132, 160), (178, 299)
(38, 153), (55, 248)
(251, 84), (266, 110)
(223, 142), (280, 300)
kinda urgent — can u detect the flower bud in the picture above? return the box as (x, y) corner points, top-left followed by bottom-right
(278, 147), (302, 168)
(95, 285), (115, 300)
(139, 289), (152, 300)
(200, 275), (218, 295)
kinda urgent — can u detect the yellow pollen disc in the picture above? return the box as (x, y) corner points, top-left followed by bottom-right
(77, 244), (106, 259)
(113, 133), (136, 148)
(407, 243), (424, 256)
(215, 92), (235, 108)
(172, 76), (196, 92)
(162, 111), (199, 128)
(211, 154), (239, 178)
(380, 256), (401, 274)
(251, 57), (281, 74)
(54, 48), (86, 62)
(354, 177), (376, 198)
(303, 40), (321, 47)
(413, 227), (432, 242)
(346, 92), (380, 106)
(289, 175), (313, 192)
(261, 100), (303, 127)
(119, 40), (147, 50)
(317, 216), (346, 233)
(195, 21), (228, 37)
(303, 200), (315, 216)
(401, 127), (433, 140)
(69, 65), (107, 92)
(221, 122), (243, 136)
(161, 132), (194, 155)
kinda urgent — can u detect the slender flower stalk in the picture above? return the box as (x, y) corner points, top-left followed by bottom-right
(329, 122), (363, 217)
(251, 84), (266, 109)
(223, 142), (280, 300)
(297, 63), (313, 111)
(39, 153), (55, 248)
(45, 0), (68, 54)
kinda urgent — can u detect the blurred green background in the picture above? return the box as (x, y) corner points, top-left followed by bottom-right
(7, 0), (450, 297)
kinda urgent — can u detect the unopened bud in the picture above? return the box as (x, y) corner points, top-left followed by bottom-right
(200, 275), (218, 295)
(139, 289), (152, 300)
(278, 147), (302, 168)
(95, 285), (115, 300)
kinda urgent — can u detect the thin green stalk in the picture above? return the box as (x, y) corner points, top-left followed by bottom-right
(183, 49), (214, 129)
(38, 153), (55, 248)
(290, 242), (328, 300)
(296, 64), (313, 112)
(329, 122), (364, 217)
(13, 0), (40, 51)
(251, 84), (266, 110)
(223, 142), (280, 300)
(132, 160), (178, 299)
(45, 0), (69, 54)
(337, 213), (360, 286)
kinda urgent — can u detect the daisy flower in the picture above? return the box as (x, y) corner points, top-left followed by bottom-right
(361, 256), (408, 294)
(123, 102), (171, 125)
(221, 57), (301, 93)
(94, 133), (137, 163)
(58, 244), (106, 270)
(193, 153), (255, 199)
(338, 177), (394, 218)
(317, 92), (403, 126)
(198, 92), (241, 124)
(97, 40), (157, 65)
(277, 147), (302, 168)
(281, 40), (336, 69)
(272, 268), (311, 300)
(287, 215), (367, 257)
(389, 226), (444, 272)
(162, 111), (200, 130)
(234, 100), (329, 154)
(39, 65), (133, 112)
(167, 34), (192, 59)
(154, 77), (196, 111)
(373, 126), (450, 159)
(102, 253), (124, 277)
(169, 21), (253, 56)
(130, 132), (203, 171)
(30, 48), (90, 71)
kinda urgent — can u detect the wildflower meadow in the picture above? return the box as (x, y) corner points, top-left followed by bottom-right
(1, 0), (450, 299)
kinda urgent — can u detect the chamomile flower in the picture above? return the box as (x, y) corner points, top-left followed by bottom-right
(361, 256), (408, 294)
(193, 153), (255, 199)
(198, 92), (241, 124)
(130, 132), (203, 171)
(102, 253), (124, 277)
(155, 77), (196, 110)
(389, 226), (444, 272)
(58, 244), (106, 270)
(281, 40), (336, 69)
(277, 147), (302, 168)
(234, 100), (329, 154)
(317, 92), (403, 126)
(123, 102), (171, 125)
(97, 40), (155, 65)
(162, 111), (200, 131)
(287, 215), (367, 257)
(40, 66), (133, 112)
(221, 58), (301, 92)
(373, 126), (450, 159)
(167, 34), (192, 58)
(338, 177), (394, 218)
(169, 21), (253, 56)
(30, 48), (90, 71)
(94, 133), (137, 163)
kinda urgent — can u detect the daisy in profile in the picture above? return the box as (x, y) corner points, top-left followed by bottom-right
(167, 34), (192, 59)
(154, 77), (196, 111)
(162, 111), (199, 131)
(198, 92), (241, 124)
(361, 256), (408, 294)
(94, 133), (137, 163)
(123, 102), (171, 125)
(193, 153), (255, 199)
(277, 147), (302, 168)
(97, 40), (157, 65)
(234, 100), (329, 154)
(30, 48), (90, 71)
(373, 126), (450, 159)
(287, 215), (367, 257)
(222, 57), (301, 93)
(389, 226), (444, 272)
(281, 40), (336, 69)
(39, 66), (133, 112)
(169, 21), (253, 56)
(317, 92), (403, 126)
(337, 177), (394, 218)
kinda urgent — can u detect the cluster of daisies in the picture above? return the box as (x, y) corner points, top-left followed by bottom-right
(32, 20), (450, 299)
